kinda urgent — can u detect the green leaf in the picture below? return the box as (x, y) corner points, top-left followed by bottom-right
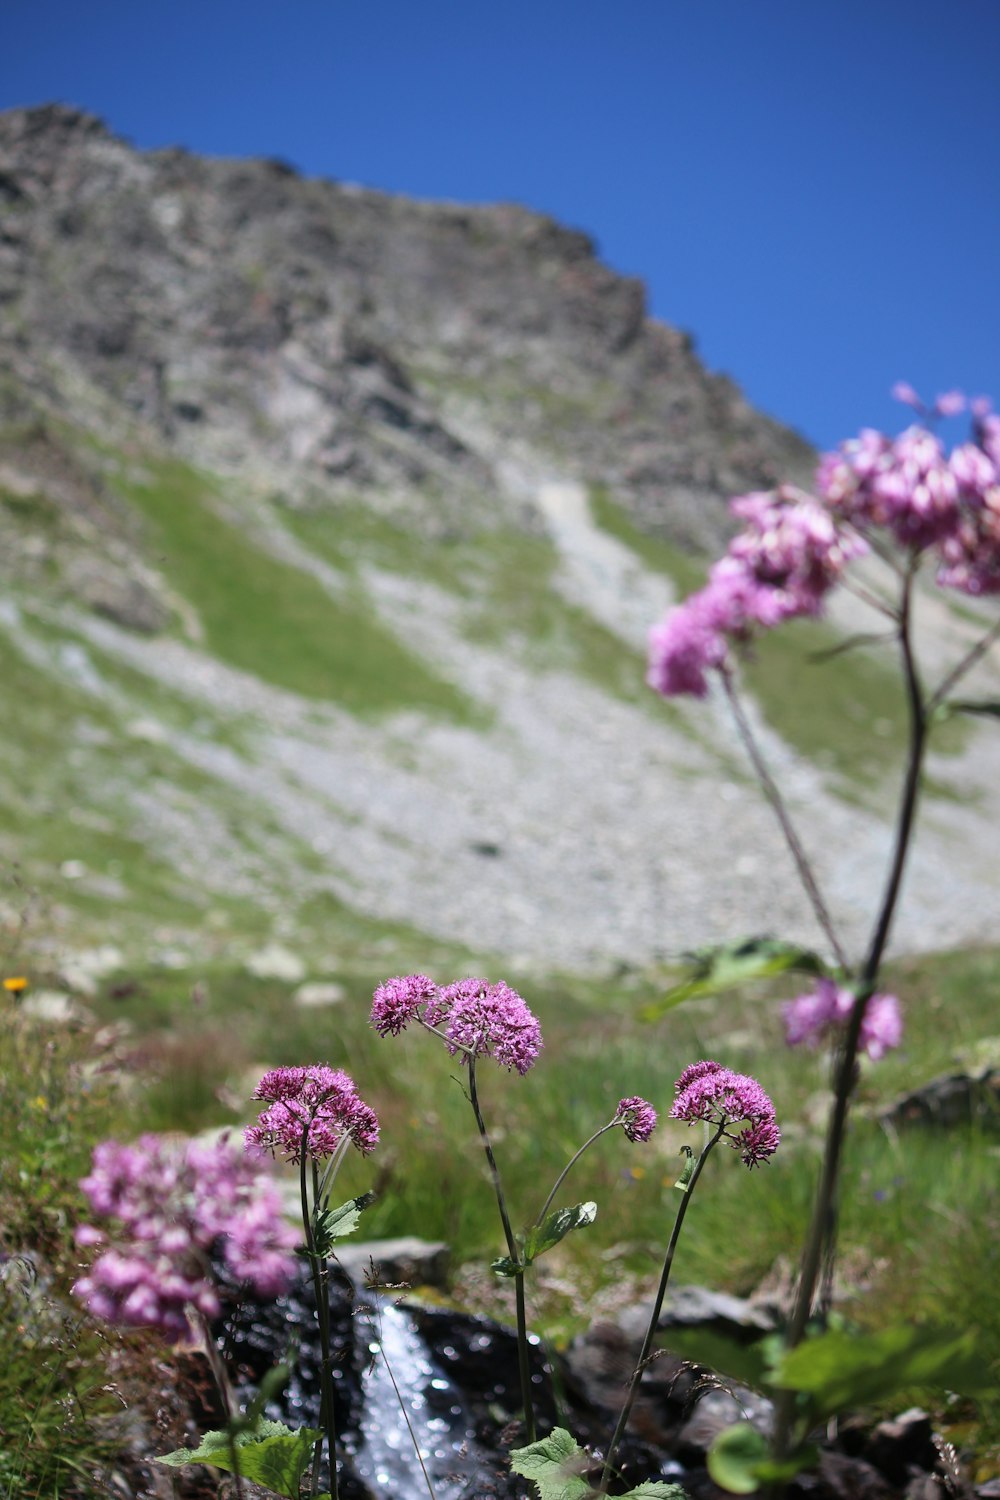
(641, 938), (826, 1020)
(772, 1323), (990, 1420)
(707, 1423), (768, 1493)
(156, 1421), (322, 1499)
(490, 1255), (523, 1277)
(312, 1191), (376, 1256)
(619, 1484), (688, 1498)
(673, 1145), (695, 1193)
(523, 1202), (598, 1264)
(509, 1426), (593, 1500)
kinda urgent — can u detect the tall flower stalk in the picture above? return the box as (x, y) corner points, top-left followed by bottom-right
(247, 1064), (380, 1498)
(646, 385), (1000, 1480)
(371, 975), (659, 1450)
(600, 1063), (779, 1493)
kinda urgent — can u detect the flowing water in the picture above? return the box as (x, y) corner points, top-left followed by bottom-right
(351, 1295), (511, 1499)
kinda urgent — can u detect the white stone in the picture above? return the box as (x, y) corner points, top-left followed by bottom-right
(293, 980), (345, 1008)
(245, 944), (306, 983)
(20, 990), (89, 1023)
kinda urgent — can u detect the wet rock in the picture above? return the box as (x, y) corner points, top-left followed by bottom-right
(864, 1409), (939, 1489)
(676, 1385), (774, 1456)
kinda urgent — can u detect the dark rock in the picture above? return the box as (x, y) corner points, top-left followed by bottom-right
(882, 1071), (1000, 1131)
(335, 1235), (451, 1292)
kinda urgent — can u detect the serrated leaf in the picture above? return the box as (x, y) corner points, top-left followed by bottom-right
(707, 1422), (768, 1493)
(312, 1191), (375, 1255)
(642, 938), (825, 1020)
(619, 1484), (688, 1498)
(509, 1427), (593, 1499)
(156, 1421), (322, 1498)
(772, 1324), (989, 1420)
(523, 1202), (597, 1264)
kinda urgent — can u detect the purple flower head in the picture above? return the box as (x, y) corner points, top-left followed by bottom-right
(935, 390), (967, 419)
(891, 381), (924, 411)
(614, 1096), (658, 1143)
(74, 1133), (298, 1338)
(782, 981), (903, 1062)
(370, 973), (440, 1037)
(647, 593), (728, 698)
(246, 1065), (380, 1162)
(818, 423), (962, 552)
(670, 1060), (779, 1169)
(439, 977), (543, 1074)
(371, 972), (543, 1074)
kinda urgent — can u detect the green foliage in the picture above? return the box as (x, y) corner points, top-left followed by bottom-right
(509, 1426), (685, 1500)
(156, 1418), (323, 1497)
(641, 936), (825, 1020)
(772, 1323), (990, 1420)
(707, 1423), (815, 1494)
(310, 1191), (376, 1257)
(120, 458), (478, 720)
(492, 1202), (598, 1276)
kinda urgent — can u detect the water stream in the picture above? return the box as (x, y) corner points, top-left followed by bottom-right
(351, 1295), (510, 1500)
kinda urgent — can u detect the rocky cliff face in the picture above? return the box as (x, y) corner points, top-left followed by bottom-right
(0, 103), (997, 978)
(0, 104), (811, 548)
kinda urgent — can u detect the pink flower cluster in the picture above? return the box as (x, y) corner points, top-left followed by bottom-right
(817, 390), (1000, 593)
(783, 979), (902, 1061)
(371, 973), (542, 1074)
(74, 1134), (298, 1339)
(614, 1095), (658, 1143)
(648, 386), (1000, 697)
(648, 485), (865, 697)
(669, 1060), (780, 1168)
(245, 1065), (380, 1162)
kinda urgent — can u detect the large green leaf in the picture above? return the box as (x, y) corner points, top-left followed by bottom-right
(311, 1191), (376, 1257)
(707, 1423), (816, 1494)
(156, 1420), (322, 1498)
(509, 1428), (686, 1499)
(524, 1202), (598, 1263)
(641, 938), (826, 1020)
(508, 1427), (592, 1500)
(706, 1423), (768, 1494)
(772, 1324), (989, 1420)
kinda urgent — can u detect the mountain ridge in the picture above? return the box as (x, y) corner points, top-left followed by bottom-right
(1, 103), (997, 979)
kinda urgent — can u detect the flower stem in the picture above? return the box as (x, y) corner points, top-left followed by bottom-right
(600, 1127), (725, 1493)
(771, 565), (928, 1474)
(722, 669), (850, 973)
(195, 1310), (245, 1500)
(534, 1122), (615, 1228)
(301, 1134), (340, 1500)
(466, 1056), (536, 1444)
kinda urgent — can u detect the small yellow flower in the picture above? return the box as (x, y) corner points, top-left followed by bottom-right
(30, 1096), (48, 1113)
(3, 977), (28, 993)
(628, 1164), (646, 1181)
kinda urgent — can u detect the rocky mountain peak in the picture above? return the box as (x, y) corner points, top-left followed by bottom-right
(0, 103), (813, 552)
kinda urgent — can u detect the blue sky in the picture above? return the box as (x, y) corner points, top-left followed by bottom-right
(2, 0), (998, 450)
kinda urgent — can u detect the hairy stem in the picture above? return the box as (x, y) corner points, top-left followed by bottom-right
(600, 1128), (725, 1493)
(467, 1057), (536, 1444)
